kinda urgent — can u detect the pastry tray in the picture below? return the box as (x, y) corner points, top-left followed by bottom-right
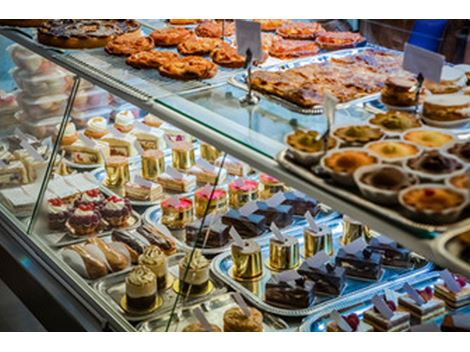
(276, 149), (470, 235)
(435, 228), (470, 277)
(211, 223), (434, 317)
(93, 252), (227, 322)
(143, 201), (341, 257)
(299, 270), (468, 332)
(137, 292), (290, 332)
(229, 45), (398, 115)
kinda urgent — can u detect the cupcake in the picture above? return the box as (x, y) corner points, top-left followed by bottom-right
(68, 203), (102, 236)
(75, 189), (105, 208)
(47, 198), (70, 231)
(84, 116), (108, 139)
(138, 245), (168, 289)
(178, 249), (210, 294)
(56, 122), (78, 146)
(114, 110), (135, 133)
(100, 195), (132, 227)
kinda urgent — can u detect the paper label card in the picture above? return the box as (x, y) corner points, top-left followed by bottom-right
(403, 283), (426, 306)
(440, 269), (461, 293)
(265, 192), (286, 208)
(233, 178), (246, 188)
(164, 135), (175, 149)
(134, 175), (154, 189)
(371, 295), (394, 320)
(134, 120), (151, 132)
(110, 127), (125, 139)
(376, 235), (395, 246)
(229, 227), (245, 247)
(343, 238), (367, 255)
(14, 128), (28, 141)
(238, 201), (258, 217)
(196, 158), (215, 173)
(403, 43), (444, 83)
(0, 159), (6, 168)
(270, 223), (285, 242)
(232, 292), (251, 317)
(20, 140), (43, 161)
(192, 307), (212, 332)
(410, 322), (441, 332)
(323, 92), (339, 127)
(384, 288), (399, 305)
(306, 251), (330, 269)
(305, 211), (319, 232)
(79, 133), (96, 148)
(330, 310), (353, 332)
(235, 20), (262, 60)
(167, 196), (180, 207)
(166, 166), (183, 180)
(276, 270), (302, 283)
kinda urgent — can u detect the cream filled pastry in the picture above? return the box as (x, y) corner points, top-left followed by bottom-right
(84, 116), (108, 139)
(138, 245), (168, 289)
(143, 113), (162, 128)
(178, 249), (210, 294)
(114, 110), (135, 133)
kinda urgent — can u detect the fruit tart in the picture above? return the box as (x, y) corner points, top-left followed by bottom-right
(368, 111), (421, 133)
(316, 31), (364, 51)
(158, 56), (218, 80)
(403, 129), (454, 149)
(105, 33), (155, 56)
(177, 36), (221, 56)
(68, 203), (102, 236)
(285, 129), (336, 166)
(150, 27), (192, 47)
(333, 124), (384, 146)
(126, 50), (179, 69)
(48, 198), (70, 231)
(276, 21), (325, 40)
(100, 195), (132, 228)
(75, 189), (105, 208)
(195, 20), (235, 38)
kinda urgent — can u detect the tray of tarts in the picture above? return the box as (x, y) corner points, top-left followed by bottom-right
(229, 46), (406, 114)
(276, 125), (470, 234)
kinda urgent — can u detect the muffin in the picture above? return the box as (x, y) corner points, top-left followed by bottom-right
(100, 195), (132, 227)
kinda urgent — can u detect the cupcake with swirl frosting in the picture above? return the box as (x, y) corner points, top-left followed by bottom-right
(84, 116), (108, 139)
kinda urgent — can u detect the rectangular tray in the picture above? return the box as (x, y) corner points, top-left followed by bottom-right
(276, 149), (470, 234)
(211, 222), (433, 317)
(137, 292), (290, 332)
(299, 270), (467, 332)
(93, 252), (227, 322)
(229, 45), (398, 115)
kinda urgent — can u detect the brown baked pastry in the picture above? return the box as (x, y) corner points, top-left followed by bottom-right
(367, 141), (420, 161)
(276, 21), (325, 40)
(406, 150), (464, 178)
(105, 33), (155, 56)
(177, 36), (221, 55)
(381, 76), (419, 107)
(195, 20), (235, 38)
(37, 19), (141, 49)
(126, 50), (179, 69)
(423, 95), (470, 122)
(67, 244), (108, 279)
(316, 31), (364, 51)
(448, 141), (470, 163)
(324, 149), (378, 175)
(254, 19), (292, 32)
(449, 174), (469, 190)
(87, 237), (129, 272)
(425, 80), (461, 94)
(210, 43), (245, 68)
(168, 19), (202, 25)
(369, 111), (421, 133)
(223, 306), (264, 332)
(333, 125), (384, 145)
(0, 19), (46, 27)
(182, 323), (222, 332)
(150, 27), (192, 47)
(158, 55), (218, 80)
(401, 187), (465, 213)
(268, 36), (320, 59)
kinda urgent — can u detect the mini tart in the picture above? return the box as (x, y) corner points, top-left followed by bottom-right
(366, 140), (420, 162)
(105, 33), (155, 56)
(158, 56), (218, 80)
(322, 148), (378, 186)
(150, 27), (193, 47)
(276, 21), (325, 40)
(195, 20), (235, 38)
(177, 36), (221, 56)
(333, 125), (384, 146)
(448, 141), (470, 163)
(403, 129), (454, 149)
(447, 173), (469, 190)
(285, 129), (336, 166)
(406, 150), (464, 182)
(368, 111), (421, 133)
(399, 185), (467, 223)
(126, 50), (179, 69)
(100, 195), (132, 227)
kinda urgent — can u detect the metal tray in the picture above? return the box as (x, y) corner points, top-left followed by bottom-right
(276, 149), (470, 235)
(137, 292), (290, 332)
(435, 227), (470, 277)
(299, 270), (467, 332)
(94, 252), (227, 322)
(229, 46), (399, 115)
(143, 201), (341, 256)
(211, 223), (433, 317)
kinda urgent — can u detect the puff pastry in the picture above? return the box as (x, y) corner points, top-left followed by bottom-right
(158, 55), (218, 80)
(150, 27), (193, 46)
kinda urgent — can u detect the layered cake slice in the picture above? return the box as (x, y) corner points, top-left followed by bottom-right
(363, 295), (410, 332)
(335, 239), (383, 281)
(435, 271), (470, 309)
(367, 235), (413, 268)
(186, 214), (230, 248)
(398, 284), (446, 323)
(265, 270), (315, 309)
(222, 208), (266, 238)
(326, 311), (373, 332)
(441, 313), (470, 332)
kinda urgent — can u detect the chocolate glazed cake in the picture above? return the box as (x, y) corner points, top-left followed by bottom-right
(265, 270), (315, 309)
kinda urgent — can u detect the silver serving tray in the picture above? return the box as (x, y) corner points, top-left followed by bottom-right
(299, 270), (466, 332)
(276, 149), (470, 234)
(93, 252), (227, 322)
(137, 292), (290, 332)
(143, 201), (341, 256)
(211, 223), (433, 317)
(229, 46), (399, 115)
(435, 227), (470, 277)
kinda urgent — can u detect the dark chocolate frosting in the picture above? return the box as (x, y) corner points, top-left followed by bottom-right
(407, 150), (463, 175)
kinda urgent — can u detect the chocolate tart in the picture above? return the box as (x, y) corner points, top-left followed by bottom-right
(405, 150), (464, 182)
(281, 191), (318, 216)
(185, 215), (230, 248)
(367, 236), (413, 268)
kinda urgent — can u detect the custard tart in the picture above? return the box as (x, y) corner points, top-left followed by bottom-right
(285, 129), (337, 165)
(404, 129), (454, 149)
(333, 125), (384, 146)
(366, 140), (420, 162)
(447, 173), (469, 190)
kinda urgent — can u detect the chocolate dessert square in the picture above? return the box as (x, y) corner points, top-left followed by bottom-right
(398, 296), (446, 323)
(367, 236), (412, 268)
(265, 270), (315, 309)
(186, 216), (230, 248)
(336, 247), (382, 281)
(222, 209), (266, 238)
(281, 191), (318, 216)
(298, 259), (346, 296)
(254, 201), (294, 228)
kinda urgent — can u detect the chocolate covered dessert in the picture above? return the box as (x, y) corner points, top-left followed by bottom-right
(265, 270), (315, 309)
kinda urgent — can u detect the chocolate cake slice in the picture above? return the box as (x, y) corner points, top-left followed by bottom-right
(298, 257), (346, 296)
(367, 235), (412, 268)
(186, 215), (230, 248)
(281, 191), (318, 216)
(254, 201), (294, 228)
(265, 270), (315, 309)
(222, 208), (266, 238)
(336, 244), (382, 281)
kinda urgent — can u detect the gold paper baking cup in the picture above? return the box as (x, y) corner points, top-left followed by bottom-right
(161, 205), (194, 229)
(195, 195), (227, 218)
(172, 147), (195, 171)
(304, 228), (334, 258)
(120, 295), (162, 315)
(200, 143), (222, 164)
(142, 154), (165, 180)
(228, 187), (259, 209)
(342, 218), (371, 245)
(267, 238), (300, 271)
(231, 245), (263, 281)
(104, 157), (130, 187)
(260, 183), (288, 200)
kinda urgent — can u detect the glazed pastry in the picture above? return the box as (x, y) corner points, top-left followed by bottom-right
(423, 95), (470, 122)
(87, 237), (129, 272)
(406, 150), (463, 181)
(223, 306), (263, 332)
(254, 19), (292, 32)
(75, 189), (105, 208)
(435, 274), (470, 309)
(188, 160), (227, 184)
(448, 141), (470, 163)
(231, 239), (263, 280)
(369, 111), (421, 133)
(194, 186), (227, 218)
(367, 235), (412, 268)
(182, 323), (222, 332)
(177, 36), (221, 56)
(136, 223), (177, 256)
(268, 235), (299, 271)
(138, 245), (168, 289)
(126, 50), (179, 69)
(68, 203), (102, 236)
(326, 313), (373, 332)
(366, 140), (420, 162)
(104, 156), (130, 187)
(161, 196), (194, 229)
(276, 21), (324, 40)
(265, 270), (315, 309)
(336, 243), (382, 281)
(316, 31), (364, 51)
(100, 195), (132, 227)
(150, 27), (192, 46)
(333, 125), (384, 146)
(84, 116), (108, 139)
(286, 129), (336, 166)
(158, 55), (218, 80)
(157, 167), (196, 193)
(259, 174), (287, 199)
(105, 33), (155, 56)
(125, 179), (163, 201)
(65, 244), (108, 279)
(112, 230), (146, 264)
(185, 214), (230, 248)
(254, 201), (294, 228)
(125, 265), (157, 311)
(399, 286), (446, 323)
(47, 198), (70, 230)
(114, 110), (135, 133)
(210, 42), (245, 69)
(141, 149), (165, 181)
(299, 256), (346, 297)
(178, 249), (210, 294)
(215, 155), (250, 176)
(404, 129), (454, 149)
(363, 296), (410, 332)
(381, 76), (419, 107)
(228, 178), (259, 209)
(268, 36), (320, 59)
(195, 20), (235, 38)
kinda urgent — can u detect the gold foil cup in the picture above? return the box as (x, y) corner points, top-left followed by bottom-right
(228, 186), (259, 209)
(195, 192), (227, 218)
(231, 241), (263, 281)
(104, 156), (130, 187)
(200, 143), (222, 164)
(142, 150), (165, 181)
(161, 200), (194, 230)
(342, 216), (371, 245)
(268, 237), (300, 271)
(304, 227), (334, 257)
(172, 145), (195, 171)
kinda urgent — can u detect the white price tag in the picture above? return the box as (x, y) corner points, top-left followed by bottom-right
(79, 133), (97, 148)
(403, 43), (444, 83)
(166, 166), (183, 180)
(134, 175), (154, 189)
(403, 283), (426, 306)
(343, 238), (367, 255)
(305, 251), (329, 269)
(371, 295), (394, 320)
(305, 211), (319, 232)
(232, 292), (251, 318)
(229, 227), (245, 248)
(167, 196), (180, 207)
(270, 223), (285, 242)
(192, 307), (212, 332)
(196, 158), (215, 173)
(323, 92), (338, 128)
(235, 20), (262, 60)
(330, 310), (352, 332)
(20, 140), (43, 162)
(265, 192), (286, 207)
(238, 201), (258, 217)
(134, 140), (144, 154)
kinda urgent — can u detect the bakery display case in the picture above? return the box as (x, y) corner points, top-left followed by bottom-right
(0, 19), (469, 332)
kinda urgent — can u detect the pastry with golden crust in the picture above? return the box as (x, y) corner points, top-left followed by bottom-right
(333, 125), (384, 146)
(158, 55), (218, 80)
(150, 27), (192, 47)
(276, 21), (325, 40)
(210, 43), (245, 68)
(37, 19), (141, 49)
(168, 19), (202, 25)
(268, 36), (320, 59)
(126, 50), (178, 69)
(316, 31), (364, 51)
(254, 19), (292, 32)
(105, 33), (154, 56)
(177, 36), (221, 56)
(223, 306), (264, 332)
(323, 149), (378, 178)
(403, 129), (454, 149)
(195, 20), (235, 38)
